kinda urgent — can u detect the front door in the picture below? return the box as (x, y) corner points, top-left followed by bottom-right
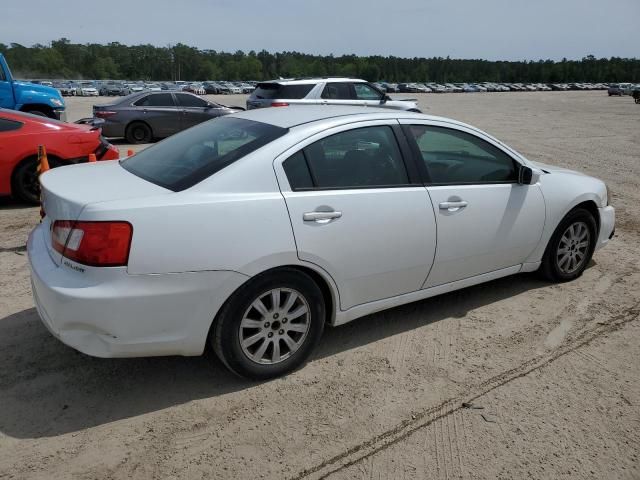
(175, 93), (211, 130)
(0, 67), (14, 108)
(275, 122), (437, 310)
(401, 121), (546, 288)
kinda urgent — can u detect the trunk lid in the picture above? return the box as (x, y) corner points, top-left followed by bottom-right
(40, 160), (169, 265)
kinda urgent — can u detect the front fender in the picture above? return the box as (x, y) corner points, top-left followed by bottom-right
(14, 85), (65, 111)
(525, 171), (607, 263)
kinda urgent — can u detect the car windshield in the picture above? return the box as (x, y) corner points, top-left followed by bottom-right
(121, 117), (288, 191)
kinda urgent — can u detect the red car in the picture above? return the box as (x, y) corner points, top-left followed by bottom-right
(0, 109), (119, 204)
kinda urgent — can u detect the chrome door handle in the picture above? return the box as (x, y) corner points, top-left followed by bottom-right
(303, 211), (342, 223)
(439, 201), (468, 210)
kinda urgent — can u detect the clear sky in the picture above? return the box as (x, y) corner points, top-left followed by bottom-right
(2, 0), (638, 60)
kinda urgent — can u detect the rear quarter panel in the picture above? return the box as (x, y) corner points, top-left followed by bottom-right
(81, 143), (300, 276)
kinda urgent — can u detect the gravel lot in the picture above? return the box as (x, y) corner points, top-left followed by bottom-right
(1, 91), (639, 480)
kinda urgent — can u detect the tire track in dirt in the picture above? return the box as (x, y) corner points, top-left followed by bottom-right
(291, 300), (640, 480)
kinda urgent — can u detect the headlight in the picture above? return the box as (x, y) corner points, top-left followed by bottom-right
(50, 98), (64, 107)
(605, 184), (610, 206)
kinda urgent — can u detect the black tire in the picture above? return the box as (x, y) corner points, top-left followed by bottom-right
(539, 208), (597, 282)
(125, 122), (153, 144)
(12, 157), (41, 204)
(25, 108), (56, 119)
(211, 268), (325, 380)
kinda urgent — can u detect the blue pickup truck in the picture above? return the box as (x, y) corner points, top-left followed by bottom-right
(0, 53), (67, 120)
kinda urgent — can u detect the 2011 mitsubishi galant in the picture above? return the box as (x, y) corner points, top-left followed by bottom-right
(28, 107), (615, 379)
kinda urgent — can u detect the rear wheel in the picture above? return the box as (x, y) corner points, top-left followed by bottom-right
(125, 122), (153, 144)
(12, 157), (41, 204)
(211, 269), (325, 380)
(540, 208), (597, 282)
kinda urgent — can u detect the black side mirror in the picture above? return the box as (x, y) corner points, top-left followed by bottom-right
(518, 165), (534, 185)
(381, 95), (391, 104)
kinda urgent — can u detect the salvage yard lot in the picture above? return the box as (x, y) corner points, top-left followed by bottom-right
(1, 91), (639, 479)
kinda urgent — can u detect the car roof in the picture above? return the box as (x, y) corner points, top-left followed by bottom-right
(227, 105), (465, 130)
(259, 77), (367, 85)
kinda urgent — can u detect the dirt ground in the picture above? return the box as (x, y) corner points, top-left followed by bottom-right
(0, 91), (638, 480)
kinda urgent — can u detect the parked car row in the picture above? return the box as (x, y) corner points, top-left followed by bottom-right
(607, 83), (640, 96)
(373, 82), (615, 93)
(26, 79), (260, 97)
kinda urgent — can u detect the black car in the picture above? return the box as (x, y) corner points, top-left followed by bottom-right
(93, 91), (244, 144)
(203, 82), (221, 94)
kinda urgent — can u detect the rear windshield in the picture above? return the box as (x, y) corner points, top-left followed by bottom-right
(253, 83), (314, 100)
(121, 117), (287, 191)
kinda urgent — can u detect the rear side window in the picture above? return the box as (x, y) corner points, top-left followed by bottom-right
(283, 126), (409, 190)
(405, 125), (517, 184)
(176, 94), (208, 107)
(134, 93), (175, 107)
(0, 118), (23, 132)
(321, 83), (352, 100)
(283, 151), (313, 190)
(122, 117), (288, 191)
(253, 83), (314, 99)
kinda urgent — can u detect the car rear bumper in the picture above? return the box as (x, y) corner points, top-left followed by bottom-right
(28, 222), (248, 358)
(595, 206), (615, 251)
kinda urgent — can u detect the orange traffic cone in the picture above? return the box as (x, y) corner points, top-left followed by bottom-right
(37, 145), (49, 220)
(127, 149), (135, 157)
(37, 145), (50, 175)
(88, 153), (97, 162)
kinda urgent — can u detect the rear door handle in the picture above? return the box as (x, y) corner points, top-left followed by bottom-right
(439, 201), (468, 210)
(303, 211), (342, 223)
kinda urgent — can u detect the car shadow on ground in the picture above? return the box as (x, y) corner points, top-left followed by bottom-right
(0, 271), (560, 439)
(0, 196), (35, 210)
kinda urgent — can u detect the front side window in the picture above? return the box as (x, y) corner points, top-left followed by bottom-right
(283, 126), (409, 190)
(406, 125), (517, 184)
(134, 93), (175, 107)
(321, 82), (352, 100)
(354, 83), (383, 100)
(122, 117), (287, 191)
(176, 93), (208, 108)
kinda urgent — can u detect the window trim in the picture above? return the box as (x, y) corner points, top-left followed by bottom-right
(282, 123), (420, 192)
(400, 123), (523, 187)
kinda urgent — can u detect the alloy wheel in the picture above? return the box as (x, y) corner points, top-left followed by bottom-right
(556, 221), (591, 274)
(239, 288), (310, 365)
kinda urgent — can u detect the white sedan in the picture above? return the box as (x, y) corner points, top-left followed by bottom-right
(28, 107), (615, 379)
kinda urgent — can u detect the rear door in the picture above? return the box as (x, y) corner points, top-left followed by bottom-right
(401, 120), (546, 287)
(133, 93), (180, 137)
(274, 121), (437, 311)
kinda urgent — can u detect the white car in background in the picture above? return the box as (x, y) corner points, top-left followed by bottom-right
(75, 82), (99, 96)
(28, 107), (614, 379)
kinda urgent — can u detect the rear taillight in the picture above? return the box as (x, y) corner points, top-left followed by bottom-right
(52, 220), (132, 267)
(270, 102), (289, 107)
(94, 111), (117, 118)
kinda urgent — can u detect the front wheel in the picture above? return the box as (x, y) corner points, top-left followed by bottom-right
(211, 269), (325, 379)
(539, 208), (597, 282)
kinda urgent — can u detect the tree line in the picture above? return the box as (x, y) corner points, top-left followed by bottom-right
(1, 38), (638, 83)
